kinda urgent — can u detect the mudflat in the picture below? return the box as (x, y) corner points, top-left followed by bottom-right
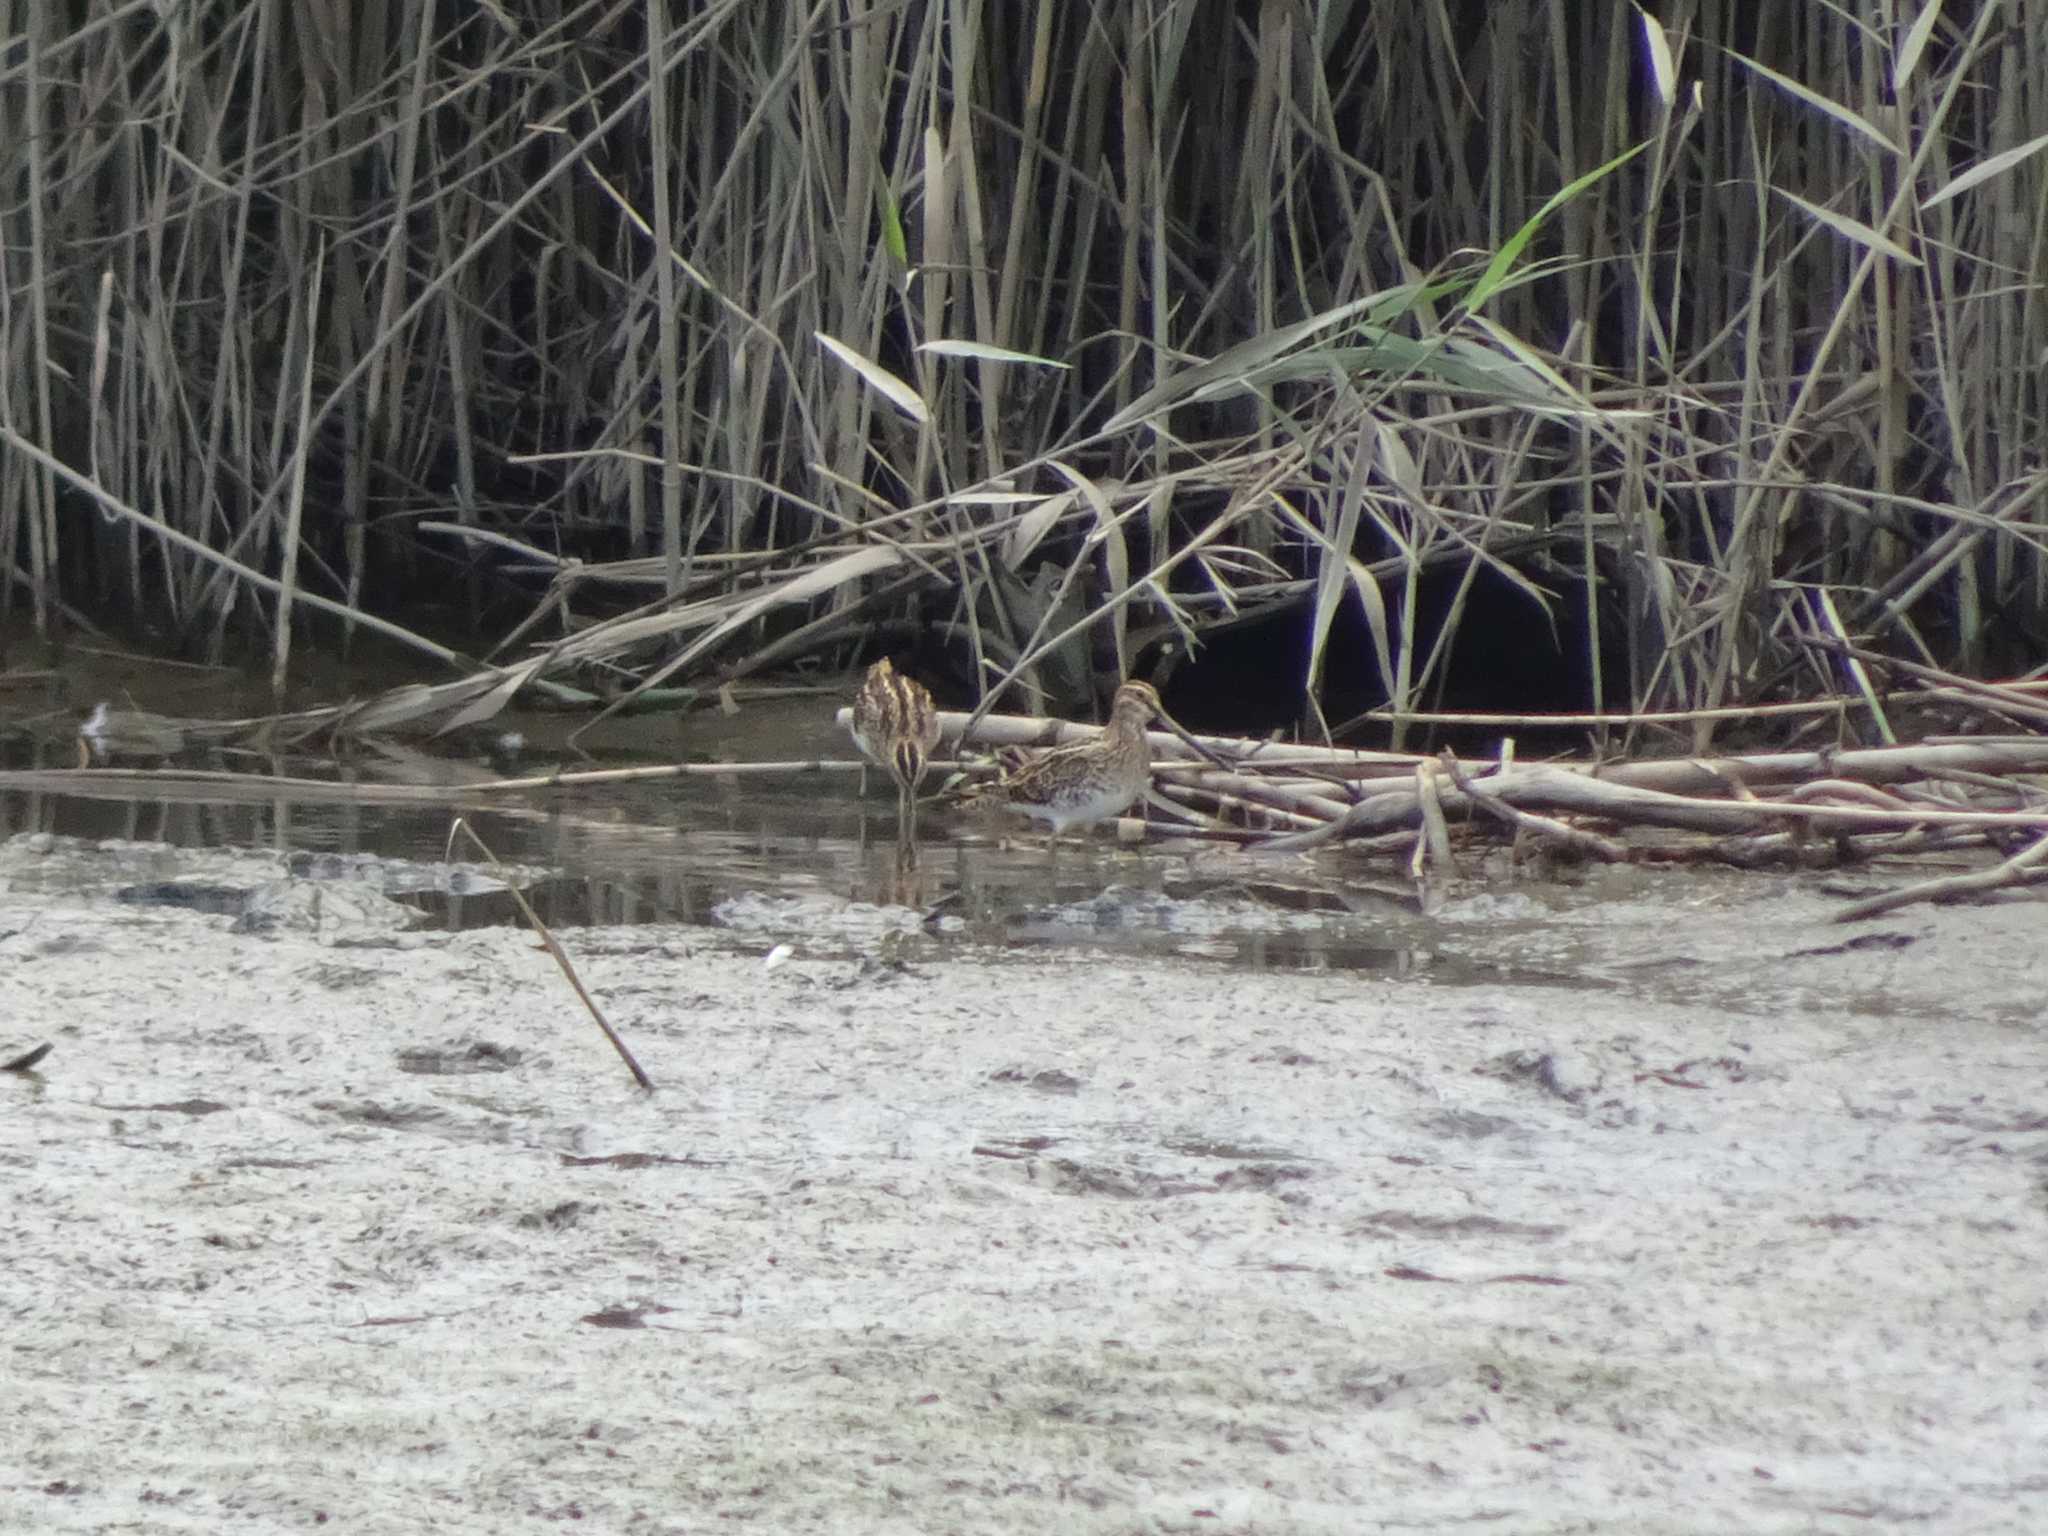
(3, 834), (2043, 1534)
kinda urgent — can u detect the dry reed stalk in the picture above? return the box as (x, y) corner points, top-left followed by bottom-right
(272, 238), (325, 694)
(1441, 747), (1631, 862)
(0, 758), (859, 809)
(447, 816), (652, 1093)
(1832, 834), (2048, 923)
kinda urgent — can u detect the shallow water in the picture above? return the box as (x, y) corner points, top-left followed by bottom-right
(2, 674), (1447, 972)
(0, 771), (1434, 976)
(3, 658), (2041, 1009)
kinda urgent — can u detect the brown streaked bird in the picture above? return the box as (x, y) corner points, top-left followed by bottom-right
(849, 658), (943, 829)
(973, 679), (1175, 836)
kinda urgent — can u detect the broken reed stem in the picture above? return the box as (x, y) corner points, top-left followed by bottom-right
(0, 759), (883, 805)
(1438, 751), (1628, 862)
(1797, 637), (2048, 728)
(446, 815), (654, 1094)
(1830, 833), (2048, 924)
(1157, 768), (1353, 825)
(1352, 683), (2048, 734)
(844, 704), (1420, 773)
(2, 1041), (55, 1074)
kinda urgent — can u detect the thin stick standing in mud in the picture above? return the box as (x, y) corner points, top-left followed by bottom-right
(2, 1042), (54, 1073)
(446, 816), (654, 1093)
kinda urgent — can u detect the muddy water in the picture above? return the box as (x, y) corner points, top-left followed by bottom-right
(1, 657), (2040, 1005)
(3, 666), (1427, 972)
(4, 650), (2042, 1007)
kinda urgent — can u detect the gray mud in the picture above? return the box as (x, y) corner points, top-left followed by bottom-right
(2, 834), (2044, 1534)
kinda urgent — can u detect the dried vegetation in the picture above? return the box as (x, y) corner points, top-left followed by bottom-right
(3, 3), (2046, 886)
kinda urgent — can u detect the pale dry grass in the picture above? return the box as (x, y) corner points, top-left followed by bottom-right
(0, 2), (2040, 744)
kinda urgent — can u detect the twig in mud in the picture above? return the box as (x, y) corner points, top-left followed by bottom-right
(446, 816), (655, 1093)
(3, 1042), (53, 1073)
(1832, 833), (2048, 923)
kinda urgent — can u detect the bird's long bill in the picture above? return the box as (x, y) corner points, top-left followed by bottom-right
(1151, 706), (1233, 770)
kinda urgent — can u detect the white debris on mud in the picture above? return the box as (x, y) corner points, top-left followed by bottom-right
(2, 834), (2044, 1534)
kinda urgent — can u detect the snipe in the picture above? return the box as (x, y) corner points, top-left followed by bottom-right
(848, 658), (943, 829)
(973, 680), (1172, 836)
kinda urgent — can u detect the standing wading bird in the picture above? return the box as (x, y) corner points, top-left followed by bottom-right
(848, 658), (943, 831)
(970, 679), (1193, 837)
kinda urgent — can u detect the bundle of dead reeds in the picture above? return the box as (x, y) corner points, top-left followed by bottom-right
(1105, 688), (2048, 922)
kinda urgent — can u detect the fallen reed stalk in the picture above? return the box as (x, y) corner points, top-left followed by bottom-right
(1439, 753), (1630, 863)
(446, 816), (653, 1094)
(1831, 835), (2048, 923)
(0, 759), (859, 807)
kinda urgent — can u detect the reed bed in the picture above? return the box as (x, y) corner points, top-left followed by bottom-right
(0, 1), (2042, 753)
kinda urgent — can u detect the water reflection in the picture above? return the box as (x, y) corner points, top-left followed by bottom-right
(0, 690), (1419, 973)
